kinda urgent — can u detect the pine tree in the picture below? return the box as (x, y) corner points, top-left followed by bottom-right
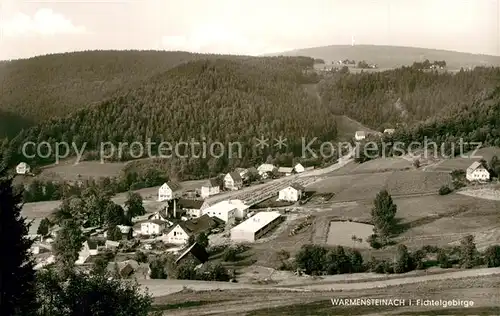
(0, 166), (38, 315)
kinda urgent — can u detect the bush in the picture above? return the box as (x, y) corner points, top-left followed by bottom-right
(437, 250), (452, 268)
(222, 247), (239, 262)
(393, 245), (412, 273)
(367, 234), (382, 249)
(135, 251), (148, 263)
(484, 245), (500, 267)
(439, 185), (452, 195)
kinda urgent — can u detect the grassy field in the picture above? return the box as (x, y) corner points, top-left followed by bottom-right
(307, 170), (452, 201)
(152, 275), (500, 316)
(328, 158), (413, 176)
(425, 147), (500, 172)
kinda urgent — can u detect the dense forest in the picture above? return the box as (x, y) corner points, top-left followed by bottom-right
(318, 66), (500, 130)
(0, 50), (253, 138)
(1, 56), (337, 179)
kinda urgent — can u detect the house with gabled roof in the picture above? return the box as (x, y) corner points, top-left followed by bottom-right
(355, 131), (366, 141)
(278, 183), (306, 202)
(466, 161), (490, 182)
(158, 182), (181, 201)
(16, 162), (30, 175)
(294, 163), (305, 173)
(224, 172), (243, 190)
(177, 198), (209, 218)
(163, 214), (220, 245)
(175, 242), (209, 265)
(140, 219), (168, 236)
(257, 163), (276, 176)
(201, 178), (220, 198)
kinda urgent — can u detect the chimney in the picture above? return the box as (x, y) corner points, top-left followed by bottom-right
(173, 199), (177, 218)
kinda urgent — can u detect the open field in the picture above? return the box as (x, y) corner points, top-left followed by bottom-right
(328, 158), (413, 176)
(458, 187), (500, 201)
(326, 221), (373, 248)
(307, 170), (452, 201)
(272, 45), (500, 69)
(151, 273), (500, 315)
(334, 115), (378, 141)
(424, 147), (500, 172)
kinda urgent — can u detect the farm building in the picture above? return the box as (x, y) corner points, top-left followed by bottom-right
(175, 242), (209, 265)
(257, 164), (276, 177)
(158, 183), (174, 201)
(177, 198), (208, 218)
(294, 163), (305, 173)
(16, 162), (30, 174)
(466, 161), (490, 181)
(278, 183), (305, 202)
(277, 167), (293, 176)
(230, 211), (283, 242)
(201, 178), (220, 198)
(163, 215), (220, 245)
(354, 131), (366, 141)
(140, 220), (168, 235)
(202, 200), (239, 223)
(224, 172), (243, 190)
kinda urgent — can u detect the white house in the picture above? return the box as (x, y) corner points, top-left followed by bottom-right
(466, 161), (490, 182)
(354, 131), (366, 141)
(105, 240), (120, 249)
(257, 164), (276, 177)
(163, 214), (218, 245)
(224, 172), (243, 190)
(158, 183), (174, 201)
(231, 211), (283, 242)
(76, 241), (99, 265)
(178, 198), (207, 218)
(384, 129), (395, 135)
(140, 220), (167, 236)
(278, 183), (305, 202)
(202, 201), (238, 223)
(294, 163), (305, 173)
(201, 179), (220, 199)
(16, 162), (30, 175)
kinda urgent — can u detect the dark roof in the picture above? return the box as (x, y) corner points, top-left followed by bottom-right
(120, 264), (134, 277)
(208, 178), (219, 187)
(87, 240), (98, 249)
(163, 182), (181, 191)
(229, 172), (242, 182)
(147, 219), (167, 226)
(175, 242), (209, 264)
(177, 214), (218, 236)
(289, 183), (306, 191)
(178, 198), (204, 210)
(246, 167), (258, 174)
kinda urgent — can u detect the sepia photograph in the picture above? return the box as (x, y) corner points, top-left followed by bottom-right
(1, 0), (500, 315)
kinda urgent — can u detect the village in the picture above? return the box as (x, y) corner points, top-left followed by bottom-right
(22, 157), (322, 280)
(16, 127), (499, 286)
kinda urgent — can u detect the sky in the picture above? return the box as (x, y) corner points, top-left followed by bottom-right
(0, 0), (499, 60)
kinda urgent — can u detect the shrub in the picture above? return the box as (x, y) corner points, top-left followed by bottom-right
(439, 185), (452, 195)
(135, 251), (148, 263)
(367, 234), (382, 249)
(437, 250), (452, 268)
(393, 245), (412, 273)
(484, 245), (500, 268)
(222, 247), (239, 262)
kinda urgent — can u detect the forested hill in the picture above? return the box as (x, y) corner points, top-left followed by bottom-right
(2, 57), (337, 171)
(318, 66), (500, 131)
(0, 50), (218, 138)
